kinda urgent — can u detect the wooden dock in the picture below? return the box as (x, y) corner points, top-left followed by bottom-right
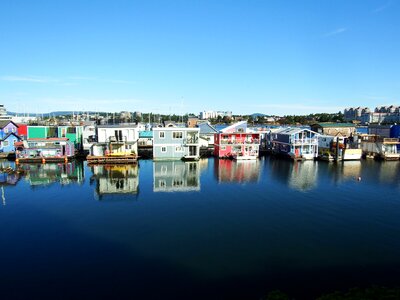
(16, 156), (70, 164)
(86, 155), (138, 164)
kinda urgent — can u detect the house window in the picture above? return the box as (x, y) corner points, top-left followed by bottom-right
(221, 146), (226, 150)
(159, 180), (166, 188)
(176, 146), (184, 152)
(3, 141), (9, 147)
(67, 127), (76, 134)
(159, 131), (165, 139)
(4, 128), (8, 133)
(161, 146), (167, 152)
(173, 131), (183, 139)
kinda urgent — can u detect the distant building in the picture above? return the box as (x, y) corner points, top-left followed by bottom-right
(0, 105), (12, 121)
(187, 116), (199, 128)
(343, 105), (400, 124)
(310, 123), (356, 137)
(199, 110), (232, 120)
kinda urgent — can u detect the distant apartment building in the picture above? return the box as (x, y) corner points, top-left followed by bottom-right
(199, 110), (232, 120)
(343, 105), (400, 124)
(343, 107), (370, 122)
(0, 104), (12, 121)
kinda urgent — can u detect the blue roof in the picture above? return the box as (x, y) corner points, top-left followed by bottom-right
(139, 131), (153, 138)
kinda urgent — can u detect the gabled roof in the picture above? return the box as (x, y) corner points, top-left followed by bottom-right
(198, 122), (218, 134)
(0, 132), (21, 141)
(220, 121), (247, 133)
(0, 120), (19, 129)
(275, 127), (318, 136)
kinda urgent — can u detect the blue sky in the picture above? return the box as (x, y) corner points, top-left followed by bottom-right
(0, 0), (399, 116)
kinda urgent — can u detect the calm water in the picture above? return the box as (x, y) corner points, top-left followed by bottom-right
(1, 158), (400, 299)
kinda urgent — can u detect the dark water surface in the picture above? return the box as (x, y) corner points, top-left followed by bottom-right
(1, 158), (400, 299)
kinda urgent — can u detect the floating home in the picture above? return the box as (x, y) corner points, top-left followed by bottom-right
(15, 138), (75, 164)
(318, 135), (362, 161)
(27, 125), (84, 151)
(360, 135), (400, 160)
(214, 121), (260, 160)
(0, 121), (21, 158)
(270, 128), (319, 160)
(87, 124), (139, 164)
(152, 127), (200, 161)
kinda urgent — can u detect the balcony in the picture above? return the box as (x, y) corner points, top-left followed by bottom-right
(183, 137), (199, 144)
(291, 138), (318, 145)
(220, 139), (260, 145)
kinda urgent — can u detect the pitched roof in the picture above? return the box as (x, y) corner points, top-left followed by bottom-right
(0, 132), (21, 141)
(276, 127), (318, 135)
(220, 121), (247, 133)
(198, 123), (218, 134)
(314, 122), (355, 128)
(0, 120), (19, 129)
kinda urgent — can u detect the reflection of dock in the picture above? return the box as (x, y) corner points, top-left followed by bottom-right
(214, 159), (260, 183)
(87, 155), (138, 164)
(90, 164), (139, 199)
(153, 161), (200, 192)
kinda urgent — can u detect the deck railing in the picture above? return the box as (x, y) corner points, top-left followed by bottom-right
(220, 139), (260, 145)
(291, 138), (318, 145)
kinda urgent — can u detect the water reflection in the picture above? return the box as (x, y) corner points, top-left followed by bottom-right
(153, 161), (200, 192)
(90, 164), (139, 199)
(19, 161), (84, 187)
(214, 159), (260, 183)
(270, 159), (318, 191)
(0, 160), (20, 186)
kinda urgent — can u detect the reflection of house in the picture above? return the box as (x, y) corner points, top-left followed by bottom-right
(152, 127), (200, 160)
(214, 121), (260, 160)
(288, 161), (318, 191)
(271, 128), (319, 160)
(19, 161), (84, 186)
(269, 159), (318, 191)
(153, 161), (200, 192)
(214, 159), (260, 183)
(0, 161), (20, 186)
(91, 165), (139, 198)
